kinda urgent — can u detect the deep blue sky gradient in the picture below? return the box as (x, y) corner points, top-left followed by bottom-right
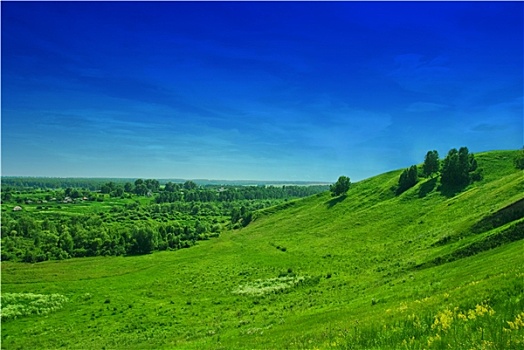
(2, 2), (523, 181)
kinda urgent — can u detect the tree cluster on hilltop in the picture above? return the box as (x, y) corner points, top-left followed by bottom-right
(440, 147), (481, 187)
(330, 147), (485, 198)
(396, 146), (482, 195)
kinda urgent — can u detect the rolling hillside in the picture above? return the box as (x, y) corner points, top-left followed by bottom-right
(2, 150), (523, 349)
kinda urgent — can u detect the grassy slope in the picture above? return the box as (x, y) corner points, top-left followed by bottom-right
(2, 150), (523, 349)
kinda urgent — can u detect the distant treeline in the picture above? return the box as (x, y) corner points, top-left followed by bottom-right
(1, 177), (329, 191)
(1, 208), (214, 262)
(1, 177), (134, 191)
(2, 180), (329, 204)
(156, 182), (329, 203)
(1, 180), (328, 263)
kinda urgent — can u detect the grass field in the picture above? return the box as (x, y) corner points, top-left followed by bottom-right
(2, 150), (523, 349)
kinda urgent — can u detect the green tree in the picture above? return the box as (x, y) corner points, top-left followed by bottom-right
(183, 181), (198, 190)
(124, 182), (134, 193)
(330, 176), (351, 197)
(441, 148), (460, 187)
(164, 182), (177, 192)
(423, 150), (440, 177)
(134, 183), (148, 196)
(129, 226), (156, 255)
(441, 147), (480, 188)
(144, 179), (160, 192)
(71, 189), (81, 199)
(231, 207), (241, 224)
(58, 228), (74, 256)
(100, 182), (116, 194)
(2, 190), (13, 202)
(397, 165), (418, 194)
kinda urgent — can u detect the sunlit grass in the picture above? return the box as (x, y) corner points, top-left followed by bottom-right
(232, 275), (317, 296)
(1, 150), (522, 349)
(1, 293), (68, 321)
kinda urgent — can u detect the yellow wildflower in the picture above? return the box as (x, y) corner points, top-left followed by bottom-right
(507, 312), (524, 330)
(432, 308), (453, 332)
(515, 312), (524, 328)
(467, 309), (477, 320)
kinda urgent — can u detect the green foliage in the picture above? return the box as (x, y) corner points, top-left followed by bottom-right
(397, 165), (418, 194)
(183, 180), (198, 190)
(441, 147), (481, 189)
(0, 181), (327, 262)
(129, 226), (156, 255)
(423, 150), (440, 177)
(330, 175), (351, 197)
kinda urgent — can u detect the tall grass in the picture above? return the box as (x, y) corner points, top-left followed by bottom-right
(288, 298), (524, 349)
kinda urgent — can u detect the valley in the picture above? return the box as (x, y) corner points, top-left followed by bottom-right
(1, 150), (523, 349)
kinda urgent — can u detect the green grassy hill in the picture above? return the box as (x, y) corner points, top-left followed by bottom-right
(2, 150), (523, 349)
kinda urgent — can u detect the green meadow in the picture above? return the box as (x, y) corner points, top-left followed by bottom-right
(2, 150), (523, 349)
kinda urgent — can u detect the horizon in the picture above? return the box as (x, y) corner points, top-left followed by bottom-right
(2, 2), (523, 182)
(1, 147), (519, 184)
(0, 174), (331, 185)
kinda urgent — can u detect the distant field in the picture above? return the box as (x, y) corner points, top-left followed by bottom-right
(2, 150), (523, 349)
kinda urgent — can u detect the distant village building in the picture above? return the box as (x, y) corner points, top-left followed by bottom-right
(13, 206), (22, 211)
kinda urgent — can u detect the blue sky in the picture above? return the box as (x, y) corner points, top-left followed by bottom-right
(2, 2), (522, 181)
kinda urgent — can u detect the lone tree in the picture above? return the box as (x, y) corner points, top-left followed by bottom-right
(330, 176), (351, 197)
(397, 165), (418, 194)
(423, 150), (440, 178)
